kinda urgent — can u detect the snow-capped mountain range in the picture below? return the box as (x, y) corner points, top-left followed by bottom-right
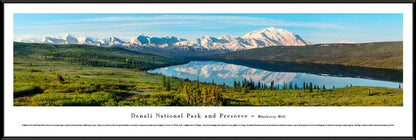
(19, 27), (313, 56)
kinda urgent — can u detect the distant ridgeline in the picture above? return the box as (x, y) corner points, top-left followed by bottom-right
(13, 42), (188, 70)
(196, 41), (403, 71)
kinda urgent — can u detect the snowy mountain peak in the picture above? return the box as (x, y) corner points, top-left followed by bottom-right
(85, 37), (95, 42)
(41, 34), (78, 44)
(129, 35), (186, 47)
(202, 36), (212, 39)
(133, 35), (150, 44)
(241, 27), (312, 46)
(243, 27), (292, 39)
(62, 33), (73, 38)
(263, 27), (289, 32)
(77, 37), (91, 43)
(108, 36), (122, 42)
(218, 35), (231, 39)
(63, 34), (78, 43)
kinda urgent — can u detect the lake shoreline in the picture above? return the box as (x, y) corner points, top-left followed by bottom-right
(177, 58), (403, 82)
(148, 61), (402, 89)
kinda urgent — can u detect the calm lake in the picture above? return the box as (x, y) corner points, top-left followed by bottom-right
(148, 61), (402, 89)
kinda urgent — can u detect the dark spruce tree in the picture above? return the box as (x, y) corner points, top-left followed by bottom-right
(166, 78), (171, 91)
(163, 76), (166, 88)
(303, 81), (307, 91)
(309, 83), (313, 92)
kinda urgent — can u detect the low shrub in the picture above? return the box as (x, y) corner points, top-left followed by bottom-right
(14, 83), (43, 97)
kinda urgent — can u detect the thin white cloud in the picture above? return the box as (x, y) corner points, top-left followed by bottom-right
(17, 15), (345, 30)
(339, 40), (356, 44)
(14, 23), (95, 29)
(14, 34), (41, 42)
(70, 15), (344, 29)
(14, 34), (51, 42)
(112, 21), (195, 27)
(14, 21), (196, 31)
(75, 15), (260, 22)
(230, 19), (345, 29)
(81, 16), (150, 22)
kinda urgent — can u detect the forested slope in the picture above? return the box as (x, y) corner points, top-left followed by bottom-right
(14, 42), (188, 70)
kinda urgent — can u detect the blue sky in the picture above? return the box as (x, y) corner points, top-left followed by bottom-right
(14, 13), (403, 43)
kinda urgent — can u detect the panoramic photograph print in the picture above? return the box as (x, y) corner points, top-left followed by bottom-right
(13, 13), (403, 106)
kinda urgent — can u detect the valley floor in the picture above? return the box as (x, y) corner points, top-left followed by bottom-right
(13, 58), (403, 106)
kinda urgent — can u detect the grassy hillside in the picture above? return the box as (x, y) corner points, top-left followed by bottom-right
(14, 42), (188, 70)
(13, 42), (402, 106)
(197, 41), (403, 70)
(13, 58), (402, 106)
(13, 58), (403, 106)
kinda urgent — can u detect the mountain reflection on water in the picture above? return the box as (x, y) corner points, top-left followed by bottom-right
(148, 61), (402, 89)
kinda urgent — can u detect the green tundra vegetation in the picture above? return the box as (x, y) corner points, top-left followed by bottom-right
(13, 42), (403, 106)
(197, 41), (403, 70)
(14, 42), (187, 70)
